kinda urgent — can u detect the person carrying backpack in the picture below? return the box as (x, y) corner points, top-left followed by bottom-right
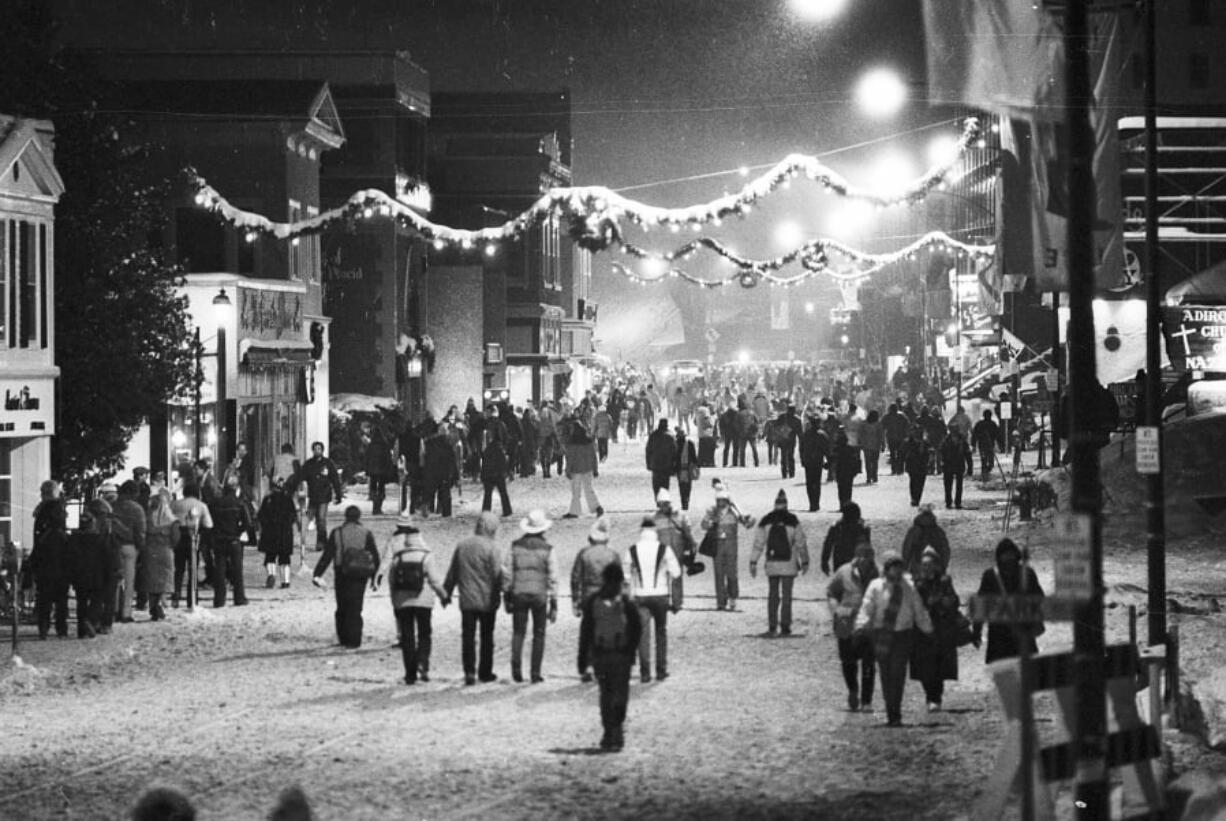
(581, 562), (643, 752)
(571, 517), (621, 682)
(312, 506), (380, 648)
(749, 490), (810, 637)
(376, 513), (450, 684)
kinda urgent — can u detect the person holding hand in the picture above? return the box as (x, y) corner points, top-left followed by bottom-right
(377, 512), (449, 685)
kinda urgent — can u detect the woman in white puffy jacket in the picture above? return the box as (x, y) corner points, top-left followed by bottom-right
(854, 551), (932, 727)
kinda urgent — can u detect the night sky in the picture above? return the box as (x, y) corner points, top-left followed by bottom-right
(53, 0), (955, 359)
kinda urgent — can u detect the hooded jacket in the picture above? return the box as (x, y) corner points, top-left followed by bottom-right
(444, 513), (506, 611)
(900, 509), (950, 576)
(749, 509), (810, 577)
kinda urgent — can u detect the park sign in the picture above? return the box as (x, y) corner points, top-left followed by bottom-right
(1163, 305), (1226, 373)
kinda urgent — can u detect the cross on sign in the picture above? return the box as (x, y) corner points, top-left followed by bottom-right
(1170, 324), (1197, 355)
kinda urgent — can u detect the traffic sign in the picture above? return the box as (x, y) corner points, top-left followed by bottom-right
(1135, 425), (1160, 475)
(1052, 513), (1093, 601)
(968, 594), (1046, 625)
(704, 327), (720, 343)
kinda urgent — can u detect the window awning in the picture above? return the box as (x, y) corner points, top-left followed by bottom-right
(241, 339), (315, 368)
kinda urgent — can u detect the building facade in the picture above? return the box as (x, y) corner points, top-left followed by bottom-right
(0, 117), (63, 550)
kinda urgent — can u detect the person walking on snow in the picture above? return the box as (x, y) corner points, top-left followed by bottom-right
(939, 428), (973, 509)
(901, 426), (932, 507)
(645, 419), (677, 503)
(672, 427), (699, 512)
(821, 502), (872, 577)
(300, 441), (343, 550)
(699, 486), (753, 611)
(799, 416), (831, 512)
(504, 510), (560, 683)
(854, 551), (933, 727)
(563, 422), (604, 519)
(572, 517), (621, 682)
(444, 512), (506, 685)
(827, 541), (878, 712)
(258, 479), (299, 590)
(909, 547), (962, 712)
(376, 513), (450, 685)
(900, 505), (951, 579)
(749, 490), (810, 637)
(312, 506), (380, 648)
(582, 561), (642, 752)
(972, 409), (1002, 483)
(624, 518), (682, 683)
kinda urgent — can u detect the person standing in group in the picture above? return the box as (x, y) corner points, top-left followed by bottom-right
(563, 421), (604, 519)
(537, 401), (561, 478)
(672, 428), (699, 512)
(652, 489), (696, 609)
(364, 423), (395, 516)
(820, 502), (872, 577)
(854, 551), (933, 726)
(832, 431), (861, 509)
(972, 538), (1046, 662)
(480, 429), (513, 518)
(624, 518), (682, 683)
(971, 409), (1002, 482)
(749, 490), (809, 637)
(170, 484), (213, 607)
(860, 409), (883, 485)
(571, 517), (620, 683)
(378, 513), (450, 685)
(103, 482), (146, 624)
(421, 424), (458, 518)
(910, 547), (962, 712)
(645, 419), (676, 503)
(300, 442), (343, 550)
(504, 510), (560, 683)
(776, 405), (803, 480)
(882, 403), (909, 476)
(938, 428), (974, 509)
(582, 562), (643, 752)
(28, 498), (70, 639)
(139, 492), (179, 622)
(593, 402), (613, 463)
(312, 506), (380, 648)
(699, 487), (750, 611)
(68, 499), (119, 638)
(799, 416), (831, 513)
(444, 512), (506, 685)
(734, 397), (760, 467)
(901, 426), (932, 507)
(211, 475), (254, 608)
(827, 541), (878, 712)
(900, 504), (951, 578)
(257, 479), (299, 590)
(719, 402), (739, 468)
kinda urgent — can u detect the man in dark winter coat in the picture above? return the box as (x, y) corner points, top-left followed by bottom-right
(582, 561), (643, 752)
(364, 424), (395, 515)
(882, 403), (909, 475)
(211, 476), (254, 608)
(28, 498), (71, 638)
(719, 403), (739, 467)
(777, 406), (804, 480)
(972, 410), (1002, 482)
(313, 506), (381, 648)
(480, 431), (513, 518)
(901, 426), (932, 507)
(820, 502), (872, 576)
(299, 441), (343, 550)
(645, 420), (677, 502)
(69, 499), (120, 638)
(799, 417), (831, 512)
(422, 428), (459, 518)
(938, 429), (973, 509)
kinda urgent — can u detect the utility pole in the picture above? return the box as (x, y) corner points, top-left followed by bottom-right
(1065, 0), (1109, 816)
(1142, 0), (1167, 649)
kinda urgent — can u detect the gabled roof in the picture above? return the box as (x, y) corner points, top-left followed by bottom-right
(0, 116), (65, 202)
(121, 80), (344, 148)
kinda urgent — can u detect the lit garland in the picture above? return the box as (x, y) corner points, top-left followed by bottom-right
(187, 118), (981, 252)
(610, 231), (995, 288)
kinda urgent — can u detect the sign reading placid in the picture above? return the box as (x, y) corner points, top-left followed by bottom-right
(1163, 306), (1226, 373)
(0, 378), (55, 436)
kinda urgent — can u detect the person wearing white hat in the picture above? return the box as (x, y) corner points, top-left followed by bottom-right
(377, 513), (450, 684)
(651, 488), (695, 611)
(570, 516), (621, 682)
(504, 509), (560, 683)
(699, 485), (754, 612)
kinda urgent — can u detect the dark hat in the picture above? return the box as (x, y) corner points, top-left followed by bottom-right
(775, 489), (788, 508)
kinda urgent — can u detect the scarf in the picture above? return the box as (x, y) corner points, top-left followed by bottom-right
(874, 580), (905, 658)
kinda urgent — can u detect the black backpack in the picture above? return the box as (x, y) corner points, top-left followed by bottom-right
(390, 554), (425, 595)
(591, 595), (630, 651)
(766, 521), (792, 562)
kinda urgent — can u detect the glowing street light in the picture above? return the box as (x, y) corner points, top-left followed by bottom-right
(804, 301), (815, 314)
(927, 134), (961, 167)
(775, 220), (804, 248)
(789, 0), (849, 22)
(737, 350), (750, 364)
(865, 151), (918, 199)
(855, 67), (907, 118)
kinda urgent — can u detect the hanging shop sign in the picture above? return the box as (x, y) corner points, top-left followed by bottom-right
(0, 377), (55, 437)
(1163, 306), (1226, 374)
(238, 288), (304, 342)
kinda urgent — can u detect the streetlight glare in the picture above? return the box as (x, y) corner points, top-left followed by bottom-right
(775, 220), (804, 248)
(737, 350), (750, 364)
(927, 134), (961, 167)
(866, 151), (917, 198)
(642, 257), (666, 278)
(855, 67), (907, 118)
(804, 301), (815, 314)
(789, 0), (849, 22)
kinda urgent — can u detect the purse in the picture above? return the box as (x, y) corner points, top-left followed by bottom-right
(698, 528), (718, 558)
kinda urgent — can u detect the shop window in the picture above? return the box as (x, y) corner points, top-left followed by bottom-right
(288, 200), (302, 280)
(0, 218), (48, 349)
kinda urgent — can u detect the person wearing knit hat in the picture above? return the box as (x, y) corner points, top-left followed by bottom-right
(910, 545), (963, 712)
(749, 489), (809, 636)
(313, 505), (380, 648)
(700, 480), (753, 611)
(854, 549), (933, 726)
(653, 487), (697, 611)
(571, 516), (622, 682)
